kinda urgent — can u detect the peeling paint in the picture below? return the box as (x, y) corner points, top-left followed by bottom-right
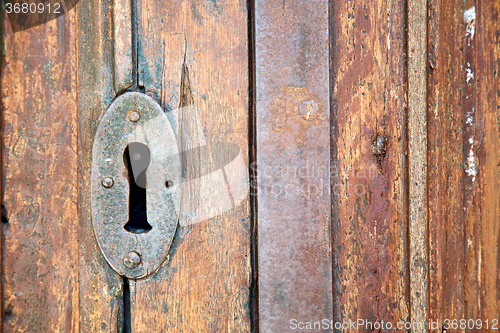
(465, 137), (477, 182)
(466, 107), (475, 125)
(464, 6), (476, 43)
(466, 67), (474, 84)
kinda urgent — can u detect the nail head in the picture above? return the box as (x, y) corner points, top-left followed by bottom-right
(128, 110), (141, 122)
(123, 251), (141, 269)
(102, 177), (114, 188)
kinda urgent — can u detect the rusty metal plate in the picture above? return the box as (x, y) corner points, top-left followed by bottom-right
(91, 92), (180, 279)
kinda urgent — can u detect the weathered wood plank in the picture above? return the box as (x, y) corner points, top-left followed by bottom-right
(331, 0), (410, 327)
(77, 0), (124, 330)
(113, 0), (133, 93)
(408, 0), (429, 329)
(463, 0), (500, 325)
(427, 0), (466, 326)
(1, 12), (79, 333)
(131, 0), (250, 331)
(0, 10), (3, 333)
(255, 0), (332, 331)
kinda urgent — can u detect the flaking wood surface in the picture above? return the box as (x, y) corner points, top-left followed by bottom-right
(427, 0), (466, 325)
(1, 12), (79, 333)
(428, 0), (500, 328)
(462, 0), (500, 324)
(131, 0), (251, 332)
(331, 0), (410, 326)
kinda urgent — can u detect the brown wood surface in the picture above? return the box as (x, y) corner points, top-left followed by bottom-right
(76, 0), (124, 331)
(427, 0), (466, 326)
(463, 0), (500, 327)
(1, 11), (79, 333)
(255, 0), (333, 331)
(0, 0), (499, 332)
(130, 0), (251, 332)
(427, 0), (500, 330)
(331, 0), (410, 328)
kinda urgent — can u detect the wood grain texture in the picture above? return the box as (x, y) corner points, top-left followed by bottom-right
(131, 0), (250, 331)
(1, 0), (499, 331)
(462, 4), (479, 326)
(408, 0), (429, 329)
(463, 0), (500, 326)
(427, 1), (466, 323)
(427, 0), (466, 326)
(428, 0), (500, 329)
(77, 0), (124, 330)
(1, 12), (79, 333)
(331, 0), (410, 327)
(255, 0), (332, 331)
(113, 0), (133, 93)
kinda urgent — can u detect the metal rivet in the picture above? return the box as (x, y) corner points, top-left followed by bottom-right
(123, 251), (141, 269)
(128, 110), (141, 122)
(102, 177), (114, 188)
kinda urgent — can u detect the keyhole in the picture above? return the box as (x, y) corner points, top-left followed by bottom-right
(123, 142), (152, 234)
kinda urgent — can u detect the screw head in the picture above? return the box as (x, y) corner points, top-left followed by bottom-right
(123, 251), (141, 269)
(127, 110), (141, 122)
(102, 177), (114, 188)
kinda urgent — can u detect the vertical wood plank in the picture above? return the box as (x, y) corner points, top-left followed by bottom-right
(408, 0), (429, 329)
(113, 0), (133, 93)
(331, 0), (410, 327)
(464, 0), (500, 325)
(427, 0), (466, 326)
(131, 0), (250, 331)
(0, 10), (3, 333)
(0, 13), (79, 333)
(255, 0), (332, 331)
(77, 0), (124, 330)
(462, 2), (480, 325)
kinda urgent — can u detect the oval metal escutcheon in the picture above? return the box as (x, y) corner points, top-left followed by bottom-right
(91, 92), (180, 279)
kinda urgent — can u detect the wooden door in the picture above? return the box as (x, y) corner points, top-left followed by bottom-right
(1, 0), (499, 332)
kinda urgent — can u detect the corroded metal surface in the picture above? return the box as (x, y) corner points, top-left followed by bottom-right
(255, 1), (333, 331)
(91, 92), (180, 279)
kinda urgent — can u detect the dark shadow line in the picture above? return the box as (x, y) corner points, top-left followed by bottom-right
(123, 276), (131, 333)
(329, 0), (338, 324)
(247, 0), (259, 331)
